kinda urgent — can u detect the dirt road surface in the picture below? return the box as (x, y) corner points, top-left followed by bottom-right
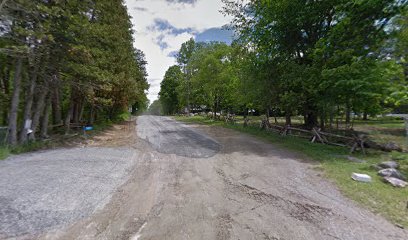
(1, 115), (407, 240)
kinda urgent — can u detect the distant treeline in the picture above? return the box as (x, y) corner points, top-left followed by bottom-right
(0, 0), (149, 145)
(157, 0), (407, 128)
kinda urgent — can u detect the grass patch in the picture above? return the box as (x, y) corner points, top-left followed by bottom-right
(0, 119), (119, 160)
(353, 119), (407, 151)
(116, 112), (132, 122)
(175, 115), (408, 227)
(0, 147), (10, 160)
(0, 140), (54, 160)
(9, 140), (54, 155)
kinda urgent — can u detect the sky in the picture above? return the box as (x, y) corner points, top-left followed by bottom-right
(124, 0), (234, 103)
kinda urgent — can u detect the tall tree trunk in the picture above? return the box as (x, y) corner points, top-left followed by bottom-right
(345, 104), (351, 128)
(272, 108), (277, 124)
(213, 96), (217, 119)
(243, 107), (249, 127)
(65, 92), (75, 135)
(7, 58), (23, 146)
(19, 62), (40, 143)
(320, 112), (325, 129)
(30, 81), (49, 140)
(89, 105), (95, 125)
(285, 113), (291, 126)
(363, 112), (368, 120)
(305, 112), (318, 129)
(266, 107), (270, 122)
(78, 100), (85, 123)
(73, 101), (79, 124)
(51, 81), (62, 125)
(40, 94), (51, 139)
(2, 63), (10, 125)
(329, 108), (334, 128)
(73, 97), (84, 124)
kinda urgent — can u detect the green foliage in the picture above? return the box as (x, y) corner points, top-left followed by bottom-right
(177, 38), (196, 67)
(159, 65), (182, 115)
(116, 112), (131, 122)
(321, 58), (391, 115)
(173, 40), (238, 114)
(189, 42), (237, 113)
(173, 0), (407, 126)
(387, 7), (408, 106)
(0, 0), (149, 145)
(156, 1), (406, 129)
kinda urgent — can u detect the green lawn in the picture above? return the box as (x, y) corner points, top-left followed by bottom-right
(175, 115), (408, 228)
(353, 118), (407, 151)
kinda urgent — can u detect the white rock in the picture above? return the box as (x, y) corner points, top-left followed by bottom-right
(383, 177), (408, 188)
(351, 173), (372, 183)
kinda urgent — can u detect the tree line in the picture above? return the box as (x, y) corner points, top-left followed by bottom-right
(0, 0), (149, 145)
(158, 0), (407, 129)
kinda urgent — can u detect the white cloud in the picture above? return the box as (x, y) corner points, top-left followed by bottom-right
(125, 0), (232, 103)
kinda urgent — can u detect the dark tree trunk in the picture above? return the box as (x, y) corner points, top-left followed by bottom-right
(363, 112), (368, 120)
(78, 100), (85, 123)
(320, 113), (325, 129)
(89, 105), (95, 125)
(19, 62), (40, 143)
(345, 104), (351, 128)
(285, 113), (291, 126)
(329, 109), (334, 128)
(40, 94), (51, 139)
(30, 81), (49, 140)
(266, 108), (270, 122)
(51, 82), (62, 125)
(7, 58), (23, 145)
(2, 63), (10, 125)
(304, 112), (318, 129)
(271, 108), (277, 123)
(65, 91), (75, 134)
(243, 107), (249, 127)
(73, 101), (79, 124)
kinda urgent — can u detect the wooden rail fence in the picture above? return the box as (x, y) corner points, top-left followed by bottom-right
(259, 120), (366, 154)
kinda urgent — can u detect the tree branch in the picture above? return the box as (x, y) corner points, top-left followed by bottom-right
(0, 0), (8, 13)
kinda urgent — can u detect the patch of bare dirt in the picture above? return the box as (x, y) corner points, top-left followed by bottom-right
(82, 121), (136, 148)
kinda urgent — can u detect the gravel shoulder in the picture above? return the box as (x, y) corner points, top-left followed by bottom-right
(0, 147), (138, 239)
(1, 116), (407, 239)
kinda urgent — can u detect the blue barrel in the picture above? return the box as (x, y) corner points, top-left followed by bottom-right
(83, 126), (93, 131)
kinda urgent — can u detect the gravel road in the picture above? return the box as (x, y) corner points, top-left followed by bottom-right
(1, 115), (407, 240)
(136, 115), (220, 158)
